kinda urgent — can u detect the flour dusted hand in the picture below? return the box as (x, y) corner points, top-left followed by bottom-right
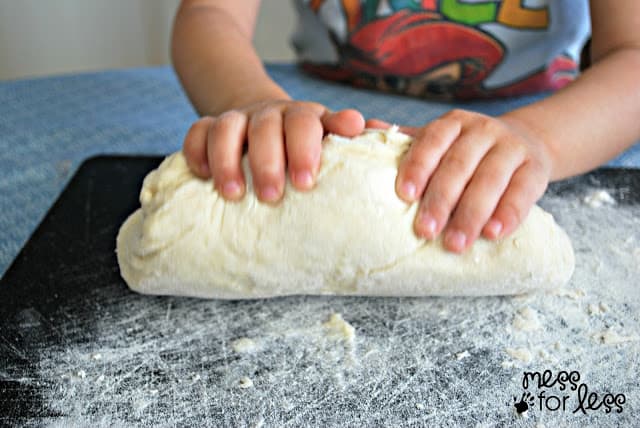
(116, 128), (574, 299)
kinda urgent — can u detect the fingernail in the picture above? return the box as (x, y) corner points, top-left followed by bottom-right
(200, 162), (210, 176)
(486, 219), (502, 238)
(223, 180), (241, 198)
(295, 171), (313, 189)
(401, 181), (416, 200)
(261, 186), (279, 201)
(445, 230), (467, 252)
(418, 213), (437, 239)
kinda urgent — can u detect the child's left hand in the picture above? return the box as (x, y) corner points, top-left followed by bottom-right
(368, 109), (554, 253)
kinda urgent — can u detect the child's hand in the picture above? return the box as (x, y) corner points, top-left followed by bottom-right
(183, 100), (365, 202)
(369, 110), (553, 253)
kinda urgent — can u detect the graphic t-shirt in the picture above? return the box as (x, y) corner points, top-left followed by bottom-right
(292, 0), (591, 99)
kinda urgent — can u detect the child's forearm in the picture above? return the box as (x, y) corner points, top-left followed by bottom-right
(171, 1), (289, 116)
(502, 48), (640, 181)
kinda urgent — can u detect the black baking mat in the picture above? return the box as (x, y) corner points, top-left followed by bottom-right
(0, 156), (162, 421)
(0, 155), (638, 422)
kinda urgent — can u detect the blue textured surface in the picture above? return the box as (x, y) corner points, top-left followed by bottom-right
(1, 64), (638, 276)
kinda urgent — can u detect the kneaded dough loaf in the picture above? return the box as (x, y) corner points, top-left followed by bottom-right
(116, 128), (574, 299)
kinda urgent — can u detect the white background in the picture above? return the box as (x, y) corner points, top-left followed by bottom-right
(0, 0), (296, 80)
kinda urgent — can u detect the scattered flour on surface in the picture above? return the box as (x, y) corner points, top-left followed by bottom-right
(505, 347), (533, 363)
(583, 189), (616, 208)
(7, 190), (639, 427)
(587, 302), (609, 316)
(501, 360), (515, 369)
(238, 377), (254, 389)
(512, 307), (542, 332)
(322, 313), (356, 345)
(455, 350), (470, 360)
(592, 328), (639, 345)
(231, 337), (259, 354)
(551, 288), (586, 299)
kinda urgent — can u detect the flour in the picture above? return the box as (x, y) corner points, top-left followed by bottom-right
(238, 377), (254, 389)
(512, 307), (542, 332)
(506, 347), (533, 363)
(592, 328), (639, 345)
(4, 186), (638, 427)
(551, 288), (586, 299)
(322, 313), (356, 344)
(587, 302), (609, 316)
(583, 189), (616, 208)
(231, 337), (259, 354)
(455, 350), (470, 361)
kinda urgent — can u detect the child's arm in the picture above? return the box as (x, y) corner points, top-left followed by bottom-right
(388, 1), (640, 253)
(172, 0), (364, 202)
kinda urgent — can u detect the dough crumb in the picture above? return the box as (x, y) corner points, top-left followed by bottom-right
(323, 313), (356, 344)
(593, 328), (639, 345)
(587, 302), (608, 316)
(537, 349), (556, 363)
(238, 376), (254, 389)
(512, 307), (542, 332)
(583, 189), (616, 208)
(455, 350), (470, 360)
(231, 337), (258, 354)
(415, 403), (425, 410)
(77, 370), (86, 379)
(552, 288), (586, 299)
(501, 360), (515, 369)
(379, 124), (400, 142)
(506, 347), (533, 363)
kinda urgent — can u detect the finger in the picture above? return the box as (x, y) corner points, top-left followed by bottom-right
(443, 142), (527, 252)
(414, 128), (494, 241)
(365, 118), (419, 136)
(321, 109), (365, 136)
(284, 107), (324, 190)
(365, 118), (390, 129)
(207, 111), (248, 200)
(248, 106), (286, 203)
(483, 162), (548, 239)
(183, 117), (215, 178)
(396, 117), (462, 203)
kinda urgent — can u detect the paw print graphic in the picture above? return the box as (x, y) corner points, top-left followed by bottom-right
(513, 392), (536, 414)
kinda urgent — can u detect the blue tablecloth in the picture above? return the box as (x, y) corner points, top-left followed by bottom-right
(1, 64), (639, 276)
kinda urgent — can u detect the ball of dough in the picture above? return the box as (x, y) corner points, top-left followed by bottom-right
(116, 128), (574, 299)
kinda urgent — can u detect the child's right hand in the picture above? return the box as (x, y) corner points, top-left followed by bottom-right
(182, 99), (365, 203)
